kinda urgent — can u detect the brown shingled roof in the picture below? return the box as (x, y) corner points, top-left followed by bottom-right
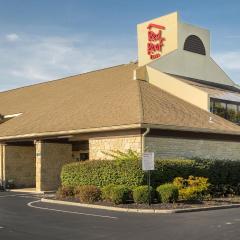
(0, 62), (240, 140)
(139, 80), (240, 134)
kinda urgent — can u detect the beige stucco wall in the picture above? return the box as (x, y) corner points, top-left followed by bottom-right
(89, 135), (142, 160)
(36, 141), (72, 192)
(137, 12), (178, 66)
(146, 136), (240, 160)
(146, 66), (209, 110)
(1, 145), (35, 188)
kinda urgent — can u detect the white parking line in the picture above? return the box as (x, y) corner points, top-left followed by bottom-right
(19, 195), (40, 199)
(27, 200), (118, 220)
(0, 194), (30, 198)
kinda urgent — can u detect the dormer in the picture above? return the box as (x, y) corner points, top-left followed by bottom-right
(137, 12), (235, 88)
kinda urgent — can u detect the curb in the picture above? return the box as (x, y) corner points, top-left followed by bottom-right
(41, 198), (240, 214)
(9, 190), (55, 194)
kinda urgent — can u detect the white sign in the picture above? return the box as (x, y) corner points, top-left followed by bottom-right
(142, 152), (155, 171)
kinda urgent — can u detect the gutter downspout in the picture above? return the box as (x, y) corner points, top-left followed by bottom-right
(141, 128), (150, 155)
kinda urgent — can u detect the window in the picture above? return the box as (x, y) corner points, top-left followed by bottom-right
(72, 140), (89, 161)
(210, 99), (240, 124)
(213, 102), (226, 118)
(183, 35), (206, 55)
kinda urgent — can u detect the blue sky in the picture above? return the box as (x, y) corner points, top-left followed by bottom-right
(0, 0), (240, 90)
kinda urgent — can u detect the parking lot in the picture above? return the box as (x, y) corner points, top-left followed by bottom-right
(0, 191), (240, 240)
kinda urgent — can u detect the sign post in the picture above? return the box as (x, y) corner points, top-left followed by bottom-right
(142, 152), (155, 205)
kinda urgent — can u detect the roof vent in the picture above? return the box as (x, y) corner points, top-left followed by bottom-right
(4, 113), (22, 119)
(0, 113), (23, 124)
(184, 35), (206, 55)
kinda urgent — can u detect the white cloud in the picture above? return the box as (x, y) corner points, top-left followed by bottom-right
(5, 33), (20, 42)
(0, 33), (136, 91)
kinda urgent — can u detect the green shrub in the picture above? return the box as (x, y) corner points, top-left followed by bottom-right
(209, 184), (240, 197)
(110, 185), (130, 204)
(173, 176), (210, 201)
(153, 159), (240, 196)
(61, 159), (144, 188)
(133, 185), (153, 204)
(156, 184), (179, 203)
(56, 186), (74, 199)
(178, 187), (202, 201)
(101, 184), (131, 204)
(61, 156), (240, 197)
(193, 159), (240, 186)
(74, 185), (101, 203)
(101, 184), (116, 201)
(151, 159), (196, 186)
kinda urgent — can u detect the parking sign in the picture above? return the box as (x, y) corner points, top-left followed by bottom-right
(142, 152), (155, 171)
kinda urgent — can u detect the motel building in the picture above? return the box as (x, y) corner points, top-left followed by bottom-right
(1, 12), (240, 192)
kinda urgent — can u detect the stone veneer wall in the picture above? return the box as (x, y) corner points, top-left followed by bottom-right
(3, 145), (35, 187)
(89, 135), (142, 160)
(36, 142), (72, 192)
(145, 136), (240, 160)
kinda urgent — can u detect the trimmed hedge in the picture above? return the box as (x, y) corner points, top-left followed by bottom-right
(193, 159), (240, 186)
(102, 184), (116, 200)
(152, 159), (240, 187)
(110, 185), (130, 204)
(101, 184), (131, 204)
(133, 185), (153, 204)
(156, 184), (179, 203)
(151, 159), (196, 186)
(61, 159), (144, 188)
(61, 158), (240, 189)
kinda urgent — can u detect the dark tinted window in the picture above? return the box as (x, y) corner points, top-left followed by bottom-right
(210, 99), (240, 124)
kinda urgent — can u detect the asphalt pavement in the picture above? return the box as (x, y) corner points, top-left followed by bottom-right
(0, 191), (240, 240)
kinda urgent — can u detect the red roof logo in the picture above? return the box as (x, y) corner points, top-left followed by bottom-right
(147, 23), (166, 60)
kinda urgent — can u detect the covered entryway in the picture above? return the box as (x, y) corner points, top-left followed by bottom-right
(0, 139), (76, 192)
(0, 137), (90, 192)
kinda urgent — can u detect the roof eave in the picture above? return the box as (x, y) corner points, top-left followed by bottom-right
(0, 124), (142, 142)
(1, 122), (240, 142)
(142, 123), (240, 136)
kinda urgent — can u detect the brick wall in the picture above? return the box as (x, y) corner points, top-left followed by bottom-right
(145, 136), (240, 160)
(89, 135), (142, 160)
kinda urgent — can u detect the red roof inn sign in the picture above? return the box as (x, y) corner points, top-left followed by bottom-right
(147, 23), (166, 60)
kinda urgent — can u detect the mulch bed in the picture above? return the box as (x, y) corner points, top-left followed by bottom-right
(46, 195), (240, 210)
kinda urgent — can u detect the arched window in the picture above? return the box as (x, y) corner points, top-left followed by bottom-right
(183, 35), (206, 55)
